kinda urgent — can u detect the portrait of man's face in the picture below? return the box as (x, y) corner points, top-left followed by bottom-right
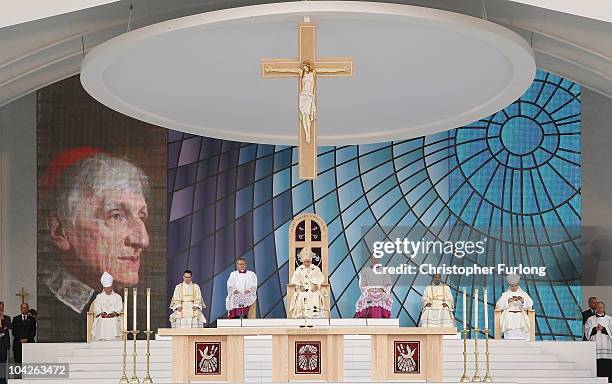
(67, 189), (149, 285)
(48, 154), (150, 289)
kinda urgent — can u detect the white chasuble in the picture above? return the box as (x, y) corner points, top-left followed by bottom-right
(290, 265), (325, 318)
(225, 270), (257, 311)
(585, 315), (612, 359)
(496, 288), (533, 340)
(91, 291), (123, 341)
(420, 284), (455, 328)
(169, 282), (206, 328)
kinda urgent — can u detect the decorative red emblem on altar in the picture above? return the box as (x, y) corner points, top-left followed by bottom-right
(394, 341), (420, 374)
(195, 342), (221, 375)
(295, 341), (321, 374)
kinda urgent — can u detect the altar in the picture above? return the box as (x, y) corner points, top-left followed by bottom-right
(158, 319), (456, 383)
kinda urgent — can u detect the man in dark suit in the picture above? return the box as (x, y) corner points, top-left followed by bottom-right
(12, 303), (36, 365)
(0, 301), (11, 384)
(584, 297), (599, 324)
(583, 296), (599, 341)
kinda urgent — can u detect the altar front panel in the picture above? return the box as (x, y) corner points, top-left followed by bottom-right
(170, 334), (244, 383)
(372, 333), (443, 382)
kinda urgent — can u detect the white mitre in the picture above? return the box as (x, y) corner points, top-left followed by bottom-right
(506, 273), (520, 285)
(100, 272), (114, 288)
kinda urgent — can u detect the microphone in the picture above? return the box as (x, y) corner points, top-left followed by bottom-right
(238, 304), (245, 327)
(366, 300), (372, 327)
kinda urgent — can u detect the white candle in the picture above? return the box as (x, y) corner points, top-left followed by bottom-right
(462, 288), (467, 330)
(123, 288), (128, 332)
(484, 288), (488, 331)
(133, 288), (137, 330)
(147, 288), (151, 332)
(474, 288), (479, 330)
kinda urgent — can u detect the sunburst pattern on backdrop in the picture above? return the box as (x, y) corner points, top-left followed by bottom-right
(167, 69), (581, 339)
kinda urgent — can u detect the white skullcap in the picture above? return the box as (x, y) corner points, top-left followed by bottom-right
(299, 247), (314, 262)
(506, 274), (520, 285)
(100, 272), (114, 288)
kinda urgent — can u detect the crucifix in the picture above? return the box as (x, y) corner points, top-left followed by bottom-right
(261, 18), (353, 180)
(15, 287), (30, 304)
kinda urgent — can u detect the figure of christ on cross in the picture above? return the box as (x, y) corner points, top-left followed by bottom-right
(264, 62), (350, 145)
(261, 20), (353, 179)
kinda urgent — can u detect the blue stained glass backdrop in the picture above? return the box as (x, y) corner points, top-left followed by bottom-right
(167, 69), (581, 339)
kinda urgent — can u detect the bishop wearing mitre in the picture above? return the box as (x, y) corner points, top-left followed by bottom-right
(584, 302), (612, 379)
(91, 272), (123, 341)
(420, 273), (455, 327)
(290, 248), (325, 318)
(355, 257), (393, 318)
(496, 274), (534, 340)
(226, 257), (257, 319)
(170, 270), (206, 328)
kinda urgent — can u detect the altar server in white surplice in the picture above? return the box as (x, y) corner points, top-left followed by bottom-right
(584, 302), (612, 379)
(170, 270), (206, 328)
(91, 272), (123, 341)
(496, 274), (533, 340)
(420, 274), (455, 328)
(290, 247), (326, 319)
(226, 258), (257, 319)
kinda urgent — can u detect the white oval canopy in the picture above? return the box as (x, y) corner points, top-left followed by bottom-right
(80, 1), (535, 145)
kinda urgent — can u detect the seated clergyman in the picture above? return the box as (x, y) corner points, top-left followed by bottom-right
(584, 302), (612, 380)
(420, 273), (455, 327)
(496, 274), (533, 340)
(354, 257), (393, 318)
(290, 248), (326, 319)
(226, 257), (257, 319)
(170, 269), (206, 328)
(91, 272), (123, 341)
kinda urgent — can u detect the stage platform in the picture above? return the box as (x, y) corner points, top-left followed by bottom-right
(11, 333), (605, 383)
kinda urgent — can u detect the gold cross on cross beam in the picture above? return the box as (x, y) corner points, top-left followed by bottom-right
(261, 20), (353, 180)
(15, 287), (30, 304)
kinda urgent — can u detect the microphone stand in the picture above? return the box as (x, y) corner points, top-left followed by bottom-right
(301, 297), (309, 328)
(238, 304), (245, 327)
(365, 299), (372, 327)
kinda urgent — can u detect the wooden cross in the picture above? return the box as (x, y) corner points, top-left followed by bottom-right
(261, 19), (353, 179)
(15, 287), (29, 304)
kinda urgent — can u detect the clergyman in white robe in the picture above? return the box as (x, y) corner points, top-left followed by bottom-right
(170, 270), (206, 328)
(420, 274), (455, 328)
(496, 274), (533, 340)
(91, 272), (123, 341)
(226, 258), (257, 319)
(584, 302), (612, 380)
(290, 248), (326, 319)
(355, 258), (393, 318)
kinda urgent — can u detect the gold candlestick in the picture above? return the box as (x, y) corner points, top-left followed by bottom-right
(130, 330), (140, 384)
(119, 330), (129, 384)
(483, 328), (493, 382)
(142, 331), (154, 384)
(472, 328), (482, 382)
(460, 329), (470, 382)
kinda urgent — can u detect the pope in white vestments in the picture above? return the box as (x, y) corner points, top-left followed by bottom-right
(355, 257), (393, 318)
(290, 248), (326, 319)
(226, 258), (257, 319)
(584, 302), (612, 379)
(91, 272), (123, 341)
(420, 274), (455, 327)
(170, 270), (206, 328)
(496, 274), (534, 340)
